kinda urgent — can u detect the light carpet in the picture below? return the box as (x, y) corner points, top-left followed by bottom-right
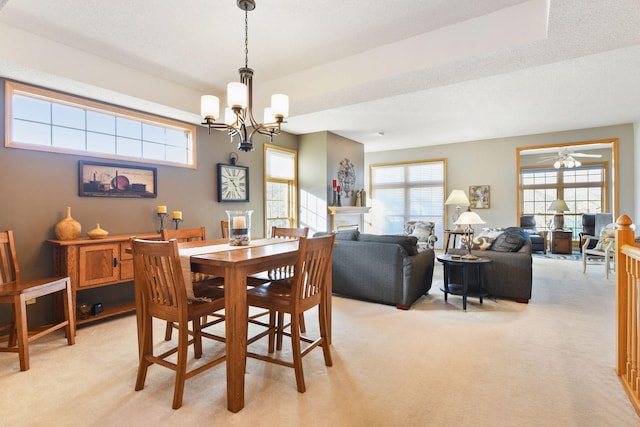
(0, 256), (637, 426)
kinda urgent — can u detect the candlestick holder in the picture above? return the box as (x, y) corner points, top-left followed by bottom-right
(332, 189), (338, 207)
(226, 210), (252, 246)
(156, 212), (168, 232)
(172, 218), (183, 230)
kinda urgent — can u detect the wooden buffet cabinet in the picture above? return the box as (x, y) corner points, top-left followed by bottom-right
(48, 232), (159, 325)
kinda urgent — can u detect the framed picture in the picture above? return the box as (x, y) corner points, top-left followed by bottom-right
(217, 163), (249, 202)
(469, 185), (490, 209)
(78, 161), (157, 198)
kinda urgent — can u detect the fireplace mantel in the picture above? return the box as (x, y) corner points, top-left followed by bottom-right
(327, 206), (371, 231)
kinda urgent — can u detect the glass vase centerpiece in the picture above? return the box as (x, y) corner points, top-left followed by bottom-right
(226, 210), (252, 246)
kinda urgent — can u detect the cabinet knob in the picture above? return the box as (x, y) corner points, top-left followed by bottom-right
(113, 258), (118, 267)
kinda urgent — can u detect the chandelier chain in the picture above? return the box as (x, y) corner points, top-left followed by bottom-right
(244, 9), (249, 68)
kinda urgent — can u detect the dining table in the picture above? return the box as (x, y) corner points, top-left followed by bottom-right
(177, 237), (333, 413)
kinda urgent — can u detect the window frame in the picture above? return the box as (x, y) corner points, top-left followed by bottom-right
(263, 144), (298, 234)
(4, 80), (197, 168)
(369, 159), (446, 247)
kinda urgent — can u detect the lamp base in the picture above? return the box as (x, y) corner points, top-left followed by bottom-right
(553, 213), (565, 230)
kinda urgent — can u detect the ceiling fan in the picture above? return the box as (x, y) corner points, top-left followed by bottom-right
(538, 148), (602, 169)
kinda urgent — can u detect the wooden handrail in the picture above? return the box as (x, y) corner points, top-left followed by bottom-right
(615, 214), (640, 416)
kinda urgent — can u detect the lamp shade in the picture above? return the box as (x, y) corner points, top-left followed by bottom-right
(200, 95), (220, 120)
(454, 211), (485, 226)
(548, 199), (569, 212)
(270, 94), (289, 118)
(445, 189), (470, 206)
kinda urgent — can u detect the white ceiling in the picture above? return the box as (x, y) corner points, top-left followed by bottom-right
(1, 0), (639, 152)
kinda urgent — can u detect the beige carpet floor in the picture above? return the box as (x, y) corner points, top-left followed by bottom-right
(0, 255), (638, 426)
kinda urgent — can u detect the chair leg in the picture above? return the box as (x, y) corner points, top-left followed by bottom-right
(8, 306), (17, 347)
(173, 323), (189, 410)
(267, 311), (277, 353)
(193, 317), (203, 359)
(299, 313), (306, 333)
(135, 314), (153, 392)
(319, 301), (333, 367)
(290, 312), (306, 393)
(276, 311), (285, 351)
(63, 282), (76, 344)
(164, 321), (174, 341)
(15, 294), (29, 371)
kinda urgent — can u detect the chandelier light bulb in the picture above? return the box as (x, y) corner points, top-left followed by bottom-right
(224, 107), (236, 126)
(227, 82), (248, 109)
(263, 107), (275, 124)
(200, 95), (220, 120)
(270, 94), (289, 118)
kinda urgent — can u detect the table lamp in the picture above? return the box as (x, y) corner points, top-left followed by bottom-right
(445, 189), (471, 231)
(454, 210), (485, 259)
(548, 199), (569, 230)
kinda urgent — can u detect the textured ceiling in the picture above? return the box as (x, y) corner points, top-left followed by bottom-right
(1, 0), (639, 152)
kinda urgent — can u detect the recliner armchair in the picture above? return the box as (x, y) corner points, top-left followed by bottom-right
(403, 221), (438, 249)
(519, 215), (547, 253)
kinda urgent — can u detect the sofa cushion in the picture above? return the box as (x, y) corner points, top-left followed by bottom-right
(314, 229), (360, 240)
(491, 227), (528, 252)
(357, 234), (419, 255)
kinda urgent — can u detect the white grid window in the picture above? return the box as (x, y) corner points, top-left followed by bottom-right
(5, 81), (196, 168)
(370, 160), (445, 248)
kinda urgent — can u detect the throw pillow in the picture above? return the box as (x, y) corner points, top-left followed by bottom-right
(492, 227), (528, 252)
(595, 223), (615, 250)
(467, 228), (505, 250)
(410, 222), (435, 242)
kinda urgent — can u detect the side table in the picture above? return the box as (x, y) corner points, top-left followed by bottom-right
(550, 230), (573, 254)
(437, 254), (492, 311)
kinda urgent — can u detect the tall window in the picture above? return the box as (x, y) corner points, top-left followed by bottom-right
(5, 81), (196, 168)
(264, 144), (297, 234)
(520, 164), (607, 239)
(370, 160), (445, 247)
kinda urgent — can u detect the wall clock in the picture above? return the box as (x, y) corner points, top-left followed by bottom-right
(217, 163), (249, 202)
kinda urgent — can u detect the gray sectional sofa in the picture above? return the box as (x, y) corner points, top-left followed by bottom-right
(315, 230), (435, 309)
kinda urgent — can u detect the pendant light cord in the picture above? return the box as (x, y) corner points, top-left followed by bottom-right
(244, 9), (249, 68)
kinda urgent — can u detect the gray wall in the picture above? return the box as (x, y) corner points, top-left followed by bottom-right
(0, 78), (297, 324)
(298, 132), (364, 233)
(365, 123), (636, 236)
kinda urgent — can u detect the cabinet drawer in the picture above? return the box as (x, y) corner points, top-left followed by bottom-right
(120, 259), (134, 280)
(78, 244), (119, 287)
(121, 240), (133, 260)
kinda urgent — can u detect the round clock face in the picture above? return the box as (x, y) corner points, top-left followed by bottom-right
(220, 165), (247, 201)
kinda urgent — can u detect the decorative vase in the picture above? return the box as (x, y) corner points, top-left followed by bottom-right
(87, 223), (109, 239)
(54, 207), (81, 240)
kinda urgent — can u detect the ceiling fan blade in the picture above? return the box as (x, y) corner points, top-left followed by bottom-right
(571, 152), (601, 158)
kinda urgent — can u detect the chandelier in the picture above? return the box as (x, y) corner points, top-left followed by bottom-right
(200, 0), (289, 152)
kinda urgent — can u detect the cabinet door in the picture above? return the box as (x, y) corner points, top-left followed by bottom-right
(78, 244), (120, 287)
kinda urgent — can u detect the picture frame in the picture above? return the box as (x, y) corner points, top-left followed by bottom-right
(469, 185), (490, 209)
(217, 163), (249, 202)
(78, 161), (157, 198)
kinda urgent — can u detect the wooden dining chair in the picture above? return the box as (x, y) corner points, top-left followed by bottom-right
(248, 226), (310, 338)
(220, 220), (229, 238)
(161, 227), (224, 340)
(0, 230), (75, 371)
(246, 234), (335, 393)
(131, 238), (226, 409)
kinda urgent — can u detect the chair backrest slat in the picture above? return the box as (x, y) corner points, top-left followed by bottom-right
(0, 230), (20, 284)
(271, 226), (309, 239)
(161, 226), (206, 243)
(132, 239), (187, 320)
(290, 234), (335, 307)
